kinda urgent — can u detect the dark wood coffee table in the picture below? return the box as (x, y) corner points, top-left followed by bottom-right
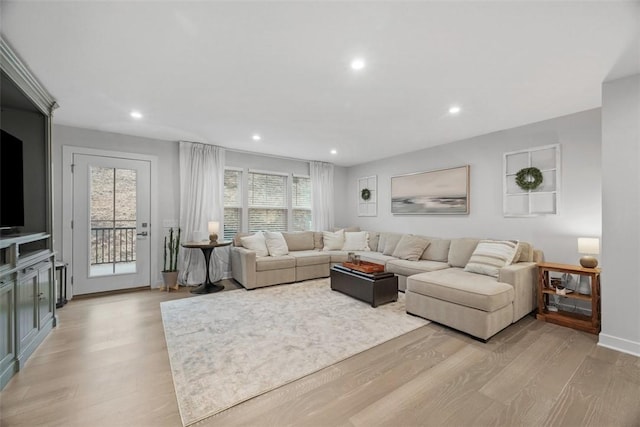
(330, 264), (398, 307)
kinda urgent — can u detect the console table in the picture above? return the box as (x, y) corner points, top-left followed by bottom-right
(181, 241), (231, 294)
(536, 262), (601, 334)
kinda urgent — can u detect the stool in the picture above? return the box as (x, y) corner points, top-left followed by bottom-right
(55, 261), (68, 308)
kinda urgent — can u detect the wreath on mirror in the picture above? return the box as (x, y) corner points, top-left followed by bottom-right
(360, 188), (371, 201)
(515, 167), (543, 190)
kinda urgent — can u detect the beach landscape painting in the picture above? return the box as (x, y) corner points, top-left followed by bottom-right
(391, 165), (470, 214)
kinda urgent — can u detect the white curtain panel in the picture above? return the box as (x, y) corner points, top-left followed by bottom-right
(310, 161), (334, 231)
(178, 142), (226, 285)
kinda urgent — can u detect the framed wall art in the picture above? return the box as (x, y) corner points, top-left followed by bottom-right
(391, 165), (470, 215)
(357, 175), (377, 217)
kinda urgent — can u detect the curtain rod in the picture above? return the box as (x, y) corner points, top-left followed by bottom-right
(182, 140), (331, 165)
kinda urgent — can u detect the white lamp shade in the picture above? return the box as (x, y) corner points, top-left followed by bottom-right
(578, 237), (600, 255)
(208, 221), (220, 234)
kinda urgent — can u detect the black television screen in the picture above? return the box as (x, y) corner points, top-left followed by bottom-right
(0, 129), (25, 228)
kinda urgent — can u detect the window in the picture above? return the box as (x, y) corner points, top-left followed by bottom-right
(248, 172), (288, 232)
(223, 169), (242, 240)
(223, 168), (313, 237)
(292, 176), (311, 231)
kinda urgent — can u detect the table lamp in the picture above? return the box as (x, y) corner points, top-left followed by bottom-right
(208, 221), (219, 243)
(578, 237), (599, 268)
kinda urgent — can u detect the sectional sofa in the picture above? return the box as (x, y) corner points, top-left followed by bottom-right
(230, 230), (542, 340)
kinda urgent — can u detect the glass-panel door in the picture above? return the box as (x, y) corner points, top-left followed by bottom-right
(73, 154), (151, 295)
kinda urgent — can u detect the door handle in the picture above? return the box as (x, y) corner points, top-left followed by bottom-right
(137, 231), (148, 237)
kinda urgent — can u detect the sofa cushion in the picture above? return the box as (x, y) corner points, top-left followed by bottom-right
(264, 231), (289, 257)
(392, 234), (430, 261)
(240, 232), (269, 257)
(407, 268), (514, 312)
(366, 231), (380, 252)
(448, 238), (480, 268)
(323, 229), (345, 251)
(421, 239), (451, 262)
(282, 231), (315, 251)
(518, 242), (534, 262)
(357, 251), (398, 266)
(255, 255), (296, 272)
(313, 232), (324, 250)
(289, 250), (330, 266)
(332, 226), (360, 232)
(325, 251), (349, 263)
(464, 240), (519, 277)
(342, 231), (370, 251)
(386, 259), (450, 276)
(380, 232), (404, 255)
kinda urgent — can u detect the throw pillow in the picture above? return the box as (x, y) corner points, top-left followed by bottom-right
(464, 240), (519, 278)
(342, 231), (370, 251)
(322, 229), (345, 251)
(240, 232), (269, 257)
(392, 234), (430, 261)
(264, 231), (289, 257)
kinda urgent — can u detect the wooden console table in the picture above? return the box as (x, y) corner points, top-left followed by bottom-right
(537, 262), (601, 334)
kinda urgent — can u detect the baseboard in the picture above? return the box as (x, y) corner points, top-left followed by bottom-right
(598, 333), (640, 357)
(0, 360), (18, 391)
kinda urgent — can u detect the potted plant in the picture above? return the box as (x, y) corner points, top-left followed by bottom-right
(162, 227), (181, 291)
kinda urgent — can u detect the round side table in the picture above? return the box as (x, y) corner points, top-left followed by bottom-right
(181, 241), (232, 294)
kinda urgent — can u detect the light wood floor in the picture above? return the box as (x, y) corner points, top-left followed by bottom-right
(1, 282), (639, 427)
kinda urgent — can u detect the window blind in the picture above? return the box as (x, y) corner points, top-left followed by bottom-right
(248, 172), (288, 232)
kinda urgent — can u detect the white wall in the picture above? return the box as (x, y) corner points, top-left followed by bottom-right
(600, 74), (640, 356)
(341, 109), (602, 265)
(52, 125), (180, 287)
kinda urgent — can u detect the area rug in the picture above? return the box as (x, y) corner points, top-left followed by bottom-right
(160, 278), (428, 426)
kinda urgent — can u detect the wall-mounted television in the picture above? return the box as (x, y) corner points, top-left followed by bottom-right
(0, 129), (25, 228)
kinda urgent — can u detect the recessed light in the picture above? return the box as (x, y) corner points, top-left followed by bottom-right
(130, 110), (143, 119)
(252, 134), (261, 141)
(350, 58), (366, 71)
(330, 149), (337, 155)
(448, 106), (461, 115)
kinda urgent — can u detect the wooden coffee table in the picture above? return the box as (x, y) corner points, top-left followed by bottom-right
(330, 263), (398, 307)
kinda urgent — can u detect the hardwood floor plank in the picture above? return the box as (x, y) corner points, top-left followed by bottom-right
(348, 344), (489, 426)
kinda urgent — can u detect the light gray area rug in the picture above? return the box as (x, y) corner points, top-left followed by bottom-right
(161, 278), (428, 426)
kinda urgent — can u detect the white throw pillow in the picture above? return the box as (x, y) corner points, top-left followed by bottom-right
(464, 240), (519, 278)
(342, 231), (370, 251)
(322, 229), (345, 251)
(240, 232), (269, 257)
(264, 231), (289, 257)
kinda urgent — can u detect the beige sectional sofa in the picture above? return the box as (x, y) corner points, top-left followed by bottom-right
(230, 230), (542, 340)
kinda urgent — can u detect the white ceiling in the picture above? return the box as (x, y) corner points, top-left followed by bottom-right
(2, 1), (639, 166)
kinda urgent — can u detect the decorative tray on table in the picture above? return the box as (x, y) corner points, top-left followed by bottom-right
(342, 261), (385, 274)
